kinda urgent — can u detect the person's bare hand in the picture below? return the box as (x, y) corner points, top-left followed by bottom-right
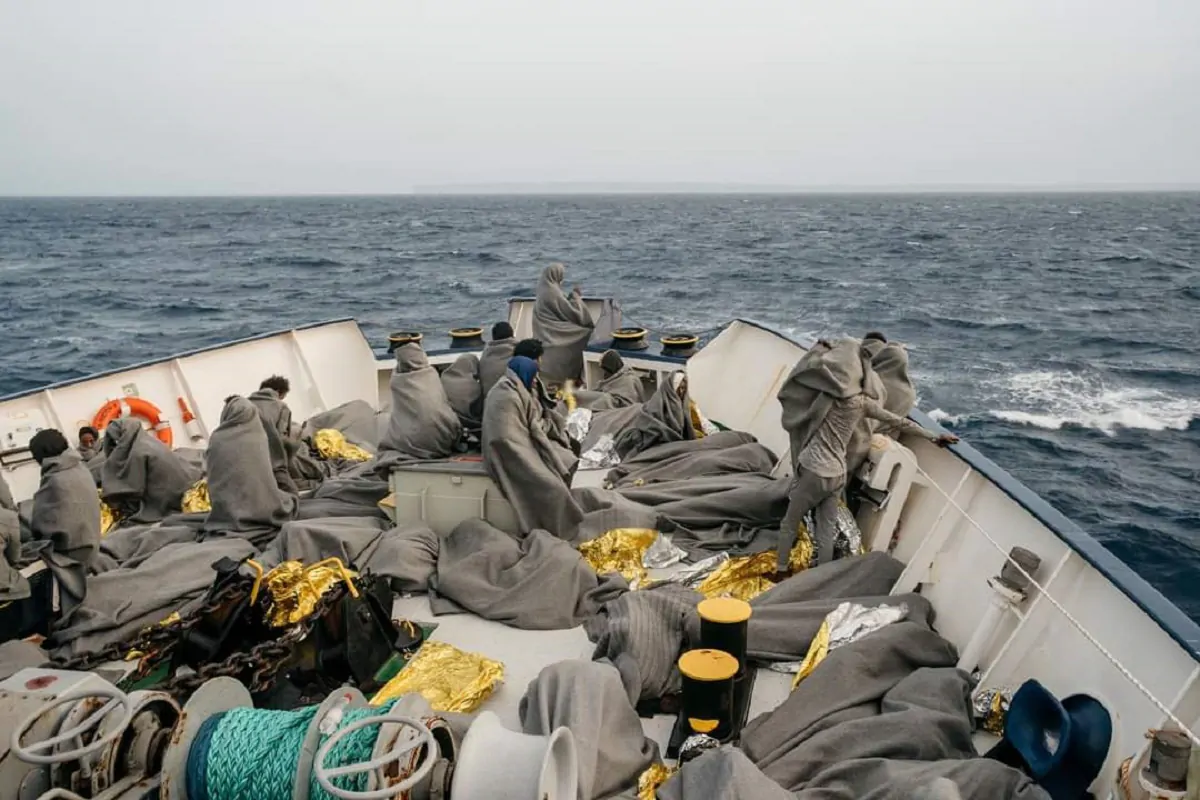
(935, 434), (959, 447)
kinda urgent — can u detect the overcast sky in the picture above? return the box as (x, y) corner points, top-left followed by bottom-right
(1, 0), (1198, 195)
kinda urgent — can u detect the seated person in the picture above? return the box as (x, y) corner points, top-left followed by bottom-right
(479, 321), (517, 396)
(77, 426), (100, 462)
(572, 349), (645, 410)
(481, 355), (583, 538)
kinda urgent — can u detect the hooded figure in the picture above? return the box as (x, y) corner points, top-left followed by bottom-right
(247, 387), (301, 494)
(531, 263), (594, 385)
(440, 352), (484, 434)
(1, 467), (28, 602)
(29, 430), (102, 616)
(574, 350), (645, 411)
(776, 339), (949, 572)
(481, 356), (583, 538)
(379, 343), (462, 460)
(202, 396), (297, 544)
(872, 342), (917, 418)
(99, 418), (198, 524)
(77, 426), (100, 462)
(479, 322), (517, 397)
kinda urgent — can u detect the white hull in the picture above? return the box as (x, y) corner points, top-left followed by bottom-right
(3, 305), (1197, 797)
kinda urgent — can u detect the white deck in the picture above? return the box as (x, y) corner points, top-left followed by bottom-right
(4, 307), (1200, 796)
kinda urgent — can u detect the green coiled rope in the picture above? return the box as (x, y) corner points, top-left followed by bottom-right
(186, 699), (400, 800)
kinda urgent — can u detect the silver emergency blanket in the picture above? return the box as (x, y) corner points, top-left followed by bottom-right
(532, 263), (595, 384)
(604, 432), (775, 489)
(201, 396), (297, 545)
(519, 660), (658, 800)
(739, 615), (1051, 799)
(45, 537), (258, 661)
(429, 519), (627, 630)
(99, 418), (198, 524)
(482, 371), (583, 538)
(379, 343), (462, 461)
(259, 517), (441, 594)
(764, 600), (910, 674)
(440, 352), (484, 433)
(30, 450), (103, 616)
(478, 337), (516, 397)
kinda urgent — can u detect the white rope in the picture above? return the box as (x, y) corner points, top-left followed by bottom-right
(908, 456), (1200, 746)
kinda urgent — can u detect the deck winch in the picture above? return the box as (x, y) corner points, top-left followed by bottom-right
(2, 671), (577, 800)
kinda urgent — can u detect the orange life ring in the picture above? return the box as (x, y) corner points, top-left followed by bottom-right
(92, 397), (174, 448)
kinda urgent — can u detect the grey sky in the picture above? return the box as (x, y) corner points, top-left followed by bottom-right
(2, 0), (1198, 195)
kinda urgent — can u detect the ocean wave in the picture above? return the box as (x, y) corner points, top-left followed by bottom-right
(986, 370), (1200, 433)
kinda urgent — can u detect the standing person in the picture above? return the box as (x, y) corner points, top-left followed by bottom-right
(775, 339), (956, 576)
(479, 322), (517, 397)
(531, 263), (594, 386)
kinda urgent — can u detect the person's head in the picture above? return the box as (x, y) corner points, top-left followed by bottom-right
(513, 338), (545, 364)
(544, 263), (566, 284)
(492, 321), (514, 341)
(600, 349), (624, 377)
(259, 375), (290, 399)
(508, 356), (540, 390)
(863, 331), (888, 344)
(78, 426), (98, 450)
(30, 429), (70, 465)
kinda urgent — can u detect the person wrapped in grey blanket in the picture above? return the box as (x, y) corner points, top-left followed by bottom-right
(249, 376), (331, 491)
(532, 263), (595, 385)
(482, 356), (585, 538)
(867, 336), (918, 419)
(378, 343), (462, 461)
(605, 431), (776, 489)
(99, 417), (199, 524)
(479, 322), (517, 397)
(45, 537), (257, 661)
(573, 350), (645, 411)
(429, 519), (626, 628)
(440, 352), (484, 434)
(259, 516), (441, 594)
(28, 431), (102, 617)
(201, 396), (297, 545)
(1, 470), (29, 601)
(776, 338), (953, 574)
(584, 371), (697, 462)
(739, 613), (1050, 799)
(520, 660), (658, 800)
(300, 399), (386, 455)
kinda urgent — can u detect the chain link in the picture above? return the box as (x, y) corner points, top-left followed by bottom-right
(51, 573), (354, 702)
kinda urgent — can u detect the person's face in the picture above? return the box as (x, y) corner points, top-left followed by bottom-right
(80, 432), (96, 448)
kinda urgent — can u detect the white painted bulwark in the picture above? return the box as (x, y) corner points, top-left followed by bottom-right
(4, 310), (1197, 798)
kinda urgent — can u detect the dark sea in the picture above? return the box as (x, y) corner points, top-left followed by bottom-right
(1, 194), (1198, 614)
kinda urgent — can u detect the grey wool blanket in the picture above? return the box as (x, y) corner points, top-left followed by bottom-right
(777, 338), (882, 472)
(99, 418), (199, 524)
(739, 617), (1051, 799)
(379, 343), (462, 460)
(872, 341), (918, 418)
(604, 431), (776, 489)
(31, 450), (103, 617)
(440, 352), (484, 433)
(429, 519), (627, 629)
(520, 660), (659, 800)
(201, 396), (297, 545)
(259, 517), (441, 594)
(46, 537), (257, 661)
(583, 372), (696, 461)
(249, 387), (330, 491)
(478, 337), (516, 397)
(300, 399), (385, 455)
(482, 371), (584, 538)
(532, 263), (595, 385)
(573, 350), (645, 411)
